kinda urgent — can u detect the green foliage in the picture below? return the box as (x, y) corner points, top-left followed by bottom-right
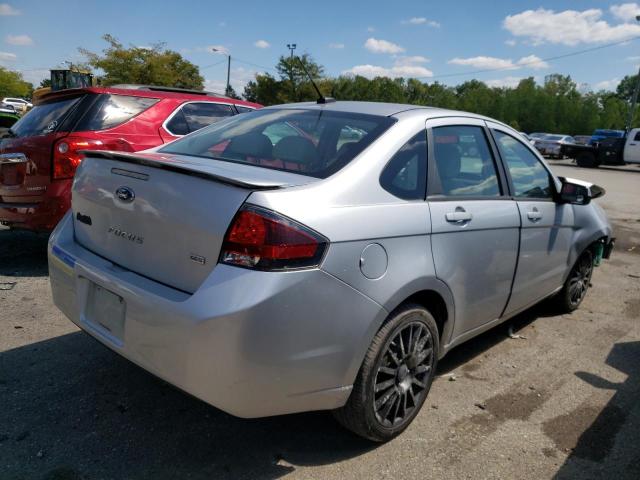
(80, 34), (204, 89)
(0, 67), (33, 98)
(38, 78), (52, 89)
(244, 56), (634, 135)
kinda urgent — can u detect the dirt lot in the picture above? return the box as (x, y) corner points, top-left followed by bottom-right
(1, 160), (639, 480)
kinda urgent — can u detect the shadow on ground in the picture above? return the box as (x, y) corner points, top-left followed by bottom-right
(553, 341), (640, 479)
(0, 228), (49, 277)
(0, 332), (376, 480)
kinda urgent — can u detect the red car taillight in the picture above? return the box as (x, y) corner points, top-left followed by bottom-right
(220, 205), (328, 271)
(53, 137), (131, 180)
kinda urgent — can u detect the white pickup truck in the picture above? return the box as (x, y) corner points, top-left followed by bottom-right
(562, 128), (640, 167)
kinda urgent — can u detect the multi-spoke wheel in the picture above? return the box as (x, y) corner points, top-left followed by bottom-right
(553, 249), (594, 313)
(333, 304), (439, 442)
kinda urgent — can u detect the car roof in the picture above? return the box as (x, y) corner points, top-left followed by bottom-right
(36, 85), (261, 108)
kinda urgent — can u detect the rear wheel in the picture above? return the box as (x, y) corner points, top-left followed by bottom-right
(333, 304), (438, 442)
(553, 250), (594, 313)
(576, 152), (598, 168)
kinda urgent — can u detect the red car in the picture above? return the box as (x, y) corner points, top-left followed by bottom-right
(0, 85), (260, 231)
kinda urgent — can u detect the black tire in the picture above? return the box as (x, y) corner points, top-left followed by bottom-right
(332, 303), (439, 442)
(576, 152), (598, 168)
(552, 249), (594, 313)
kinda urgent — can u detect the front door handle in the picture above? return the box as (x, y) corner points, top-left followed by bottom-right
(445, 211), (473, 223)
(527, 208), (543, 221)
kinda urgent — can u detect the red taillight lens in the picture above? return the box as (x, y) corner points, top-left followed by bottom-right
(220, 206), (328, 270)
(53, 137), (132, 180)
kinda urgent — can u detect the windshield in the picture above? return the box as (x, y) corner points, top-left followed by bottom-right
(593, 130), (623, 138)
(160, 108), (396, 179)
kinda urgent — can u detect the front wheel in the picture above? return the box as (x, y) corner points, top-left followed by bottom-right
(552, 250), (594, 313)
(332, 304), (439, 442)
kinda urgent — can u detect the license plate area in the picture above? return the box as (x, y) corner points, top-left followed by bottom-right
(84, 283), (126, 342)
(0, 164), (24, 186)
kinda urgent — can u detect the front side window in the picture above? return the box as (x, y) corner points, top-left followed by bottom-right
(432, 125), (500, 197)
(161, 108), (396, 179)
(380, 131), (427, 200)
(493, 130), (553, 199)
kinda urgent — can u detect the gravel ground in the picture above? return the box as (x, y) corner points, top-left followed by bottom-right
(0, 160), (639, 480)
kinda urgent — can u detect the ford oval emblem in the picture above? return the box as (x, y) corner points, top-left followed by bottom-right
(115, 186), (135, 203)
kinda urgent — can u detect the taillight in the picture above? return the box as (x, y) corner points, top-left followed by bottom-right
(53, 137), (131, 180)
(220, 205), (328, 271)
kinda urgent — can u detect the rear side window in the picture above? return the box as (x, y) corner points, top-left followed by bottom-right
(235, 105), (255, 114)
(432, 125), (500, 197)
(9, 96), (82, 137)
(165, 102), (235, 136)
(74, 94), (159, 131)
(380, 131), (427, 200)
(161, 108), (396, 179)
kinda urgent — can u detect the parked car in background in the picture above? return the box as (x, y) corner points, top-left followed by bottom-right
(573, 135), (591, 145)
(589, 129), (624, 145)
(534, 134), (575, 159)
(562, 127), (640, 167)
(2, 97), (33, 113)
(528, 132), (548, 140)
(48, 101), (613, 442)
(0, 85), (260, 231)
(0, 108), (19, 137)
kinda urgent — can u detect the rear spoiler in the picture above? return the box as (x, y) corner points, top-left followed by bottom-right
(79, 150), (284, 190)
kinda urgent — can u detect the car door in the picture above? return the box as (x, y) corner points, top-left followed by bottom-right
(489, 123), (575, 316)
(624, 129), (640, 163)
(427, 118), (520, 337)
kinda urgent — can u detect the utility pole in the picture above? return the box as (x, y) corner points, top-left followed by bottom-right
(286, 43), (297, 100)
(626, 15), (640, 132)
(226, 55), (231, 96)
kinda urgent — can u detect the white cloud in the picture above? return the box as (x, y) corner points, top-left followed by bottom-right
(5, 34), (33, 46)
(485, 76), (523, 88)
(627, 55), (640, 60)
(203, 45), (229, 55)
(503, 7), (640, 45)
(448, 54), (549, 71)
(394, 55), (430, 66)
(329, 43), (345, 49)
(517, 54), (549, 70)
(343, 56), (433, 79)
(610, 3), (640, 22)
(505, 39), (517, 46)
(0, 51), (17, 62)
(364, 37), (405, 54)
(19, 68), (48, 85)
(0, 3), (19, 15)
(594, 78), (621, 90)
(206, 66), (259, 96)
(448, 56), (516, 70)
(254, 40), (270, 49)
(403, 17), (440, 27)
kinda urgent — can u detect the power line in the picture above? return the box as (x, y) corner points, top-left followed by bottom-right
(200, 58), (227, 70)
(423, 36), (640, 80)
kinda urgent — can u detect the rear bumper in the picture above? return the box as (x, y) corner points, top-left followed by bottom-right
(0, 179), (71, 231)
(48, 212), (386, 418)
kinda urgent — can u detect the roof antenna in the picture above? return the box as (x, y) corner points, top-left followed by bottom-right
(296, 56), (335, 104)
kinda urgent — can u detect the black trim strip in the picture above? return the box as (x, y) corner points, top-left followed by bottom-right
(79, 150), (283, 190)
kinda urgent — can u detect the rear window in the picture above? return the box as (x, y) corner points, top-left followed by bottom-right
(160, 108), (396, 179)
(9, 96), (82, 137)
(74, 94), (159, 131)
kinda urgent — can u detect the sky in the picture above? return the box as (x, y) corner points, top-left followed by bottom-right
(2, 0), (640, 95)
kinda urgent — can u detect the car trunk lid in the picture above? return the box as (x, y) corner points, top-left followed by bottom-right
(72, 150), (316, 293)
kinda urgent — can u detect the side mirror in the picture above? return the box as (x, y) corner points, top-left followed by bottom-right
(558, 177), (605, 205)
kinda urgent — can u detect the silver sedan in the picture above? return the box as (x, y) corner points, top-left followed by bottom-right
(48, 101), (614, 442)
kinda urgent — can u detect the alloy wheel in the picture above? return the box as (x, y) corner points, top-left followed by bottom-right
(568, 254), (593, 307)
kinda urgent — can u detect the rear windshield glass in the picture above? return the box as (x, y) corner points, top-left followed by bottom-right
(9, 96), (82, 137)
(74, 94), (159, 131)
(160, 108), (396, 178)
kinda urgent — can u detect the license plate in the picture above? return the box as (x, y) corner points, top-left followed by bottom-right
(85, 283), (126, 341)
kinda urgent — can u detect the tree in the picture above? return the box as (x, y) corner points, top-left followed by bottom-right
(0, 67), (33, 98)
(38, 78), (52, 89)
(80, 34), (204, 89)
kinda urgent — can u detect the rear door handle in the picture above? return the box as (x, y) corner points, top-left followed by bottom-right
(445, 211), (473, 222)
(527, 210), (543, 221)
